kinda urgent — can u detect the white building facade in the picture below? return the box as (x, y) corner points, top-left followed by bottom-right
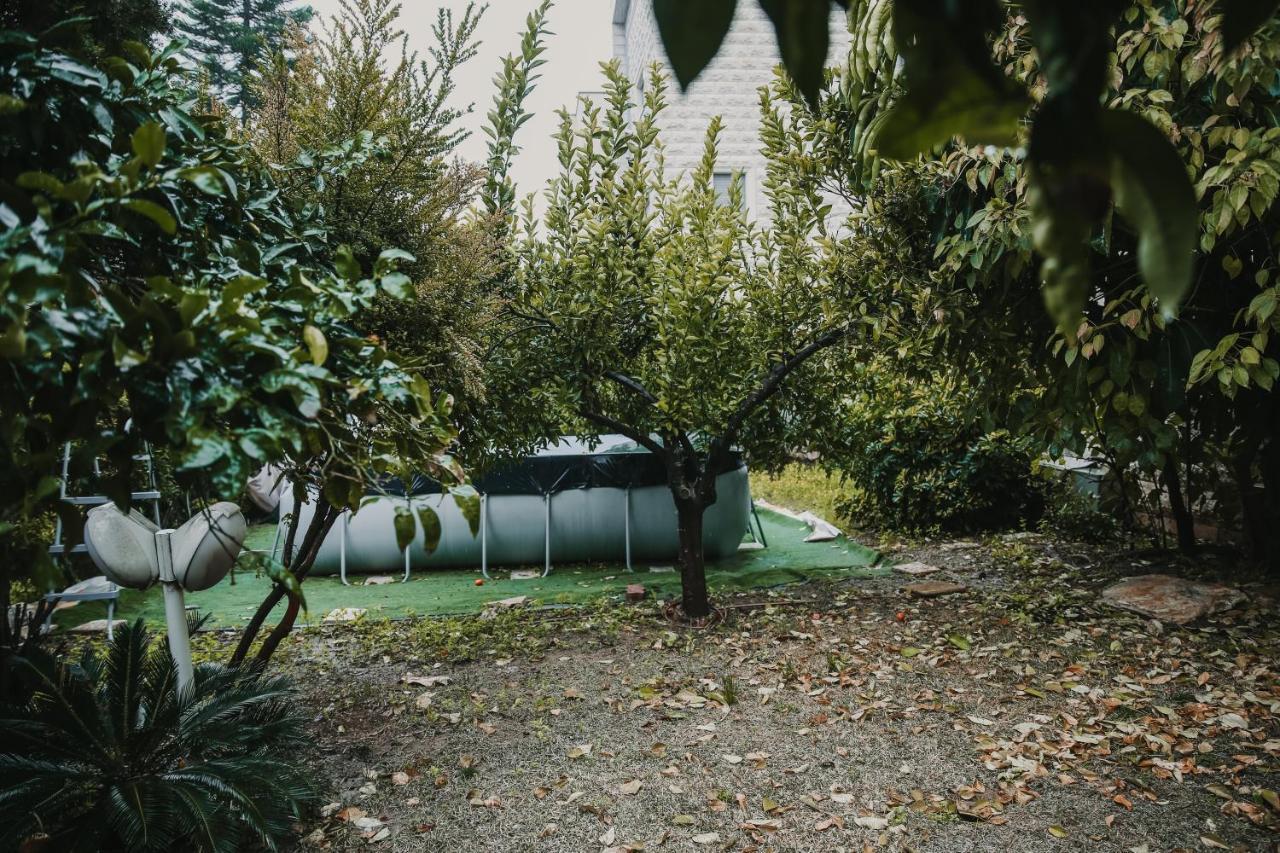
(610, 0), (848, 221)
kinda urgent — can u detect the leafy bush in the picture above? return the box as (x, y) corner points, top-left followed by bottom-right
(750, 463), (846, 523)
(1037, 473), (1121, 542)
(0, 622), (316, 852)
(836, 379), (1044, 533)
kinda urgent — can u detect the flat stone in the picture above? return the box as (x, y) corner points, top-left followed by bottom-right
(68, 618), (127, 634)
(510, 570), (539, 580)
(904, 581), (968, 598)
(893, 561), (941, 577)
(487, 595), (529, 610)
(323, 607), (366, 623)
(1101, 574), (1244, 625)
(364, 575), (393, 585)
(625, 584), (646, 602)
(940, 541), (980, 551)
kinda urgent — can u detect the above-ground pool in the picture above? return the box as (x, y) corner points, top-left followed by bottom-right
(277, 436), (755, 581)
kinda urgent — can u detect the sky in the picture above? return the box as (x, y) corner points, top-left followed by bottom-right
(304, 0), (615, 200)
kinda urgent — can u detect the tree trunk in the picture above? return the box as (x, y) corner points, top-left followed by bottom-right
(675, 498), (710, 619)
(1162, 458), (1196, 554)
(239, 0), (253, 120)
(0, 553), (11, 703)
(1233, 450), (1267, 562)
(1260, 439), (1280, 575)
(230, 499), (336, 667)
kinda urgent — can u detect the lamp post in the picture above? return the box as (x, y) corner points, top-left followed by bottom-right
(84, 502), (246, 692)
(154, 529), (195, 693)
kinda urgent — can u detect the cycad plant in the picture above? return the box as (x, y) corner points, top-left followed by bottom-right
(0, 621), (317, 852)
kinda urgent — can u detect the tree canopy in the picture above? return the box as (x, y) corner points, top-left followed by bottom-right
(478, 26), (890, 614)
(0, 31), (461, 671)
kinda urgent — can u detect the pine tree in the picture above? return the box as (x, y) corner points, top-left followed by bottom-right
(176, 0), (313, 116)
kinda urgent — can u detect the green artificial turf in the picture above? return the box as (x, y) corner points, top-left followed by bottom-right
(52, 507), (885, 630)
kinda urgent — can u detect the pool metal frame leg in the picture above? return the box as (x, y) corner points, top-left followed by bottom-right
(751, 500), (768, 548)
(542, 492), (551, 578)
(403, 543), (410, 582)
(339, 512), (349, 586)
(270, 520), (284, 562)
(624, 487), (632, 571)
(480, 493), (490, 579)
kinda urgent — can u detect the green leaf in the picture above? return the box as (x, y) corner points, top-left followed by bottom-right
(452, 485), (481, 537)
(374, 247), (416, 275)
(17, 171), (66, 196)
(123, 198), (176, 234)
(302, 325), (328, 366)
(334, 245), (362, 282)
(266, 560), (307, 614)
(1221, 0), (1280, 53)
(380, 272), (413, 300)
(0, 94), (25, 115)
(394, 507), (416, 553)
(1101, 109), (1198, 319)
(758, 0), (832, 110)
(224, 274), (268, 302)
(653, 0), (738, 91)
(874, 76), (1027, 159)
(0, 322), (26, 359)
(947, 634), (971, 651)
(131, 121), (166, 167)
(178, 166), (225, 196)
(417, 506), (442, 555)
(900, 646), (921, 658)
(179, 436), (228, 471)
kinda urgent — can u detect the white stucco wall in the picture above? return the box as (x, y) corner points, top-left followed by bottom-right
(611, 0), (848, 221)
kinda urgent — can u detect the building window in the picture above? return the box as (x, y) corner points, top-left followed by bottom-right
(713, 172), (734, 207)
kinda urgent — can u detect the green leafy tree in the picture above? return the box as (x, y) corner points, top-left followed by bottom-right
(247, 0), (498, 412)
(0, 33), (460, 681)
(828, 2), (1280, 561)
(0, 0), (171, 60)
(176, 0), (313, 115)
(480, 51), (878, 617)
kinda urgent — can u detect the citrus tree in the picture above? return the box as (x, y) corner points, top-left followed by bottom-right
(479, 50), (880, 617)
(0, 33), (461, 678)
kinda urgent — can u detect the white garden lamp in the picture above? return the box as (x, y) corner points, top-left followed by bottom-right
(83, 502), (247, 693)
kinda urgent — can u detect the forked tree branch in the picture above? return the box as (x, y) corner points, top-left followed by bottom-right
(603, 371), (658, 405)
(578, 408), (665, 457)
(706, 323), (854, 473)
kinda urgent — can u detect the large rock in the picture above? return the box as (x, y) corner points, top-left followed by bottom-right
(68, 619), (127, 634)
(1101, 574), (1244, 625)
(904, 581), (968, 598)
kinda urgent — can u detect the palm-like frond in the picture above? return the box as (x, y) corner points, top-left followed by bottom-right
(0, 620), (317, 852)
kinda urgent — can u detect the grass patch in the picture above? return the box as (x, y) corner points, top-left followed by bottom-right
(751, 462), (847, 522)
(50, 507), (884, 630)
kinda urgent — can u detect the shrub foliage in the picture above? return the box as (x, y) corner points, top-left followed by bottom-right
(0, 622), (316, 852)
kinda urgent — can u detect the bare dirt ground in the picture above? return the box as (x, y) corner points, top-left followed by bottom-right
(249, 532), (1279, 852)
